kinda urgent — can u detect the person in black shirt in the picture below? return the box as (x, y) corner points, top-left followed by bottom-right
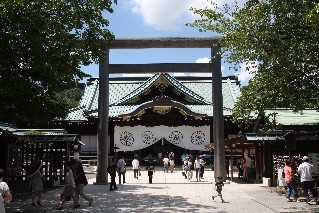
(74, 159), (93, 207)
(108, 157), (118, 191)
(212, 176), (225, 203)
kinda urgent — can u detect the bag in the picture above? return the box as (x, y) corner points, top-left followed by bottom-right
(84, 178), (88, 186)
(107, 165), (113, 174)
(139, 171), (141, 176)
(182, 171), (185, 176)
(282, 170), (285, 178)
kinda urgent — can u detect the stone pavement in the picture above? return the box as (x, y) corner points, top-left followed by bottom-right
(5, 168), (319, 213)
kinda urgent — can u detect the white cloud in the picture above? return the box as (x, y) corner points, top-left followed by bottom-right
(129, 0), (244, 31)
(236, 61), (257, 86)
(195, 57), (210, 63)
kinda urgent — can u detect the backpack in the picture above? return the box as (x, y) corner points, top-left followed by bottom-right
(107, 164), (114, 174)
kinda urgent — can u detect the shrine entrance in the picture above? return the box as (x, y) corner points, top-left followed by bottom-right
(96, 37), (226, 184)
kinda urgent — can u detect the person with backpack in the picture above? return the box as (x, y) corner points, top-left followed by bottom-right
(73, 159), (93, 208)
(108, 157), (118, 191)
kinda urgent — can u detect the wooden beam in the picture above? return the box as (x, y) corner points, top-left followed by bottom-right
(110, 37), (222, 49)
(109, 63), (212, 74)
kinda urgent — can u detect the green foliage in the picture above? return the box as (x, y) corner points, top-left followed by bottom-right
(56, 88), (84, 109)
(188, 0), (319, 130)
(0, 0), (115, 127)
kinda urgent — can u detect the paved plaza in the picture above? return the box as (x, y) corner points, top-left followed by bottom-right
(5, 169), (319, 213)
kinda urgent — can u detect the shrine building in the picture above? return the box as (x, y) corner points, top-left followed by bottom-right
(51, 73), (242, 165)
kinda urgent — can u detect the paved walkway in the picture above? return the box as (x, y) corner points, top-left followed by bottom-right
(5, 169), (319, 213)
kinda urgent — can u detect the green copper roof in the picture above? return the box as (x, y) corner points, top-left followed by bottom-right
(65, 74), (241, 121)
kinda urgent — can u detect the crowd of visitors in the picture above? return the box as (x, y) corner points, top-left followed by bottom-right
(3, 152), (319, 212)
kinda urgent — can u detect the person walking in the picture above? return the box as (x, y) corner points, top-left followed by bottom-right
(169, 153), (175, 173)
(182, 158), (189, 179)
(187, 158), (194, 181)
(284, 159), (298, 202)
(163, 155), (169, 173)
(108, 157), (118, 191)
(74, 159), (93, 208)
(146, 161), (155, 184)
(0, 168), (12, 213)
(298, 156), (318, 203)
(117, 156), (126, 184)
(27, 161), (44, 206)
(212, 176), (225, 203)
(194, 156), (201, 182)
(57, 162), (77, 210)
(199, 157), (205, 179)
(132, 156), (140, 179)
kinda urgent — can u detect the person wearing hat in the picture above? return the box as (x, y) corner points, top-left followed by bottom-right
(298, 156), (318, 203)
(0, 168), (12, 213)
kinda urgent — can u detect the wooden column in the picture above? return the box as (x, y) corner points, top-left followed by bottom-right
(212, 46), (226, 181)
(96, 48), (110, 184)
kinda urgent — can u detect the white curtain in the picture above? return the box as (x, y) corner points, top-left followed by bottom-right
(114, 125), (210, 151)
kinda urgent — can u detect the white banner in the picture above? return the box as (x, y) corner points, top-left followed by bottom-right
(114, 125), (210, 151)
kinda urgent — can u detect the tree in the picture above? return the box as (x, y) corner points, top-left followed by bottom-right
(0, 0), (115, 127)
(188, 0), (319, 130)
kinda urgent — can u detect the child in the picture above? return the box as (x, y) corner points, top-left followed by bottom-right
(212, 176), (225, 203)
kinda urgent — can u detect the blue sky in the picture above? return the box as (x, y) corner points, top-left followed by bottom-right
(81, 0), (253, 86)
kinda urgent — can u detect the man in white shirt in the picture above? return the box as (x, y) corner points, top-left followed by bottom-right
(117, 156), (126, 184)
(132, 157), (140, 179)
(298, 156), (317, 203)
(163, 156), (169, 173)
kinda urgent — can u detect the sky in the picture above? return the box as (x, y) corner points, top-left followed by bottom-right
(81, 0), (254, 86)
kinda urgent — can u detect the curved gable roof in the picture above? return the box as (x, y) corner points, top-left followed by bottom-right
(111, 73), (210, 106)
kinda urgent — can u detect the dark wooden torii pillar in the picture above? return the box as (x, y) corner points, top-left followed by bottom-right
(96, 37), (226, 184)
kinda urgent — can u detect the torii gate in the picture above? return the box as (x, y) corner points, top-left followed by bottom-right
(95, 37), (226, 184)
